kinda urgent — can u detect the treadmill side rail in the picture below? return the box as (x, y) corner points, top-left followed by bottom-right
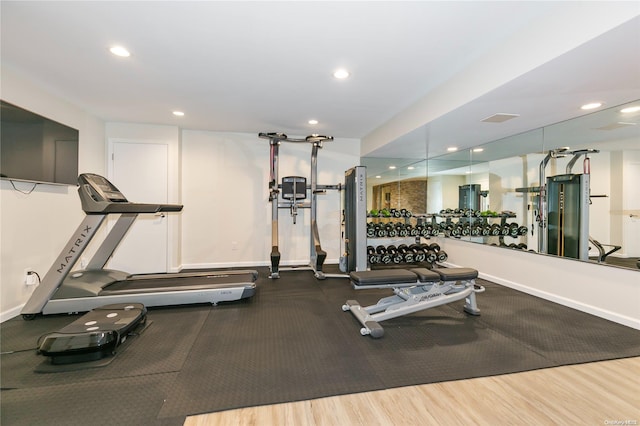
(42, 284), (256, 315)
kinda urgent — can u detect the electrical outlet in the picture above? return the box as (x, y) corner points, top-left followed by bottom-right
(24, 268), (38, 286)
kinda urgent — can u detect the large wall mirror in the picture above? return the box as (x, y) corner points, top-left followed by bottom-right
(362, 100), (640, 271)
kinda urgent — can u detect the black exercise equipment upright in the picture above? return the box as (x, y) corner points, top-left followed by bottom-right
(21, 173), (257, 319)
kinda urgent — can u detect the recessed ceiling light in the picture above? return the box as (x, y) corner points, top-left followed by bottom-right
(447, 147), (458, 152)
(473, 148), (484, 152)
(172, 111), (185, 117)
(308, 119), (318, 125)
(388, 166), (396, 170)
(581, 102), (602, 110)
(407, 166), (415, 170)
(109, 46), (131, 57)
(620, 106), (640, 113)
(375, 175), (381, 179)
(333, 69), (350, 79)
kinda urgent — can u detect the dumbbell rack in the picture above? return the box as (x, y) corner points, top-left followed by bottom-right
(430, 210), (530, 249)
(365, 209), (447, 268)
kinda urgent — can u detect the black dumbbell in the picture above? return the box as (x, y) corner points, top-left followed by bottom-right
(450, 224), (462, 237)
(426, 242), (448, 263)
(367, 246), (381, 264)
(384, 224), (397, 237)
(409, 244), (426, 262)
(366, 223), (376, 238)
(397, 244), (415, 263)
(386, 245), (404, 264)
(420, 243), (438, 263)
(396, 223), (409, 237)
(375, 245), (391, 264)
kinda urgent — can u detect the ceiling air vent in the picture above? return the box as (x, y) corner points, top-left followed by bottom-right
(481, 113), (520, 123)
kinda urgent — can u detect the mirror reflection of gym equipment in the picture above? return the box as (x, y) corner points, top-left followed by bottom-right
(532, 147), (620, 261)
(259, 132), (366, 279)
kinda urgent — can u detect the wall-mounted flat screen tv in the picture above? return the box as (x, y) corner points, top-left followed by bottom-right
(1, 100), (79, 186)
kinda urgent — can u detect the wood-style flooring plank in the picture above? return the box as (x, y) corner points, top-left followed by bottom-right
(184, 357), (640, 425)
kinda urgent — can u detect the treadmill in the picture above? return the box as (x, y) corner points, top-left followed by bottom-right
(21, 173), (257, 319)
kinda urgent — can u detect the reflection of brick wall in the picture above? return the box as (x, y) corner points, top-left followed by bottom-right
(373, 179), (427, 214)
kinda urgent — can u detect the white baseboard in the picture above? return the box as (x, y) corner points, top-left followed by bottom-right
(444, 261), (640, 330)
(180, 259), (340, 271)
(1, 304), (24, 323)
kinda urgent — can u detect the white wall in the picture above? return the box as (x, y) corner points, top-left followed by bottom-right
(0, 66), (105, 321)
(426, 175), (465, 213)
(438, 237), (640, 329)
(180, 130), (360, 268)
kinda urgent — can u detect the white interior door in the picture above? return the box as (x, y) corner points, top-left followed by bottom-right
(108, 140), (169, 274)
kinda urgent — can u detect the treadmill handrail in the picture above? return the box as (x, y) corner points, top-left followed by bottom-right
(79, 183), (183, 214)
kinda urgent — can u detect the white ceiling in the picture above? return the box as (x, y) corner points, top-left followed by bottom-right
(1, 2), (639, 159)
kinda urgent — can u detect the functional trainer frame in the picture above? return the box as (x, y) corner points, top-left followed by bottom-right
(259, 132), (346, 279)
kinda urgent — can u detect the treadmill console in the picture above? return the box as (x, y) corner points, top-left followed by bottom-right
(78, 173), (128, 203)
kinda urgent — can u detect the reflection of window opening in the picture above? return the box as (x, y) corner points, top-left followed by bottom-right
(384, 192), (391, 209)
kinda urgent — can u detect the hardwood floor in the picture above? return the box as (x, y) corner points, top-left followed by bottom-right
(185, 356), (640, 425)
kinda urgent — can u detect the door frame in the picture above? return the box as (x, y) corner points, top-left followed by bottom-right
(107, 137), (182, 273)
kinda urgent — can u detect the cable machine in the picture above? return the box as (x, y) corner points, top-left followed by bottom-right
(537, 148), (599, 260)
(259, 132), (345, 279)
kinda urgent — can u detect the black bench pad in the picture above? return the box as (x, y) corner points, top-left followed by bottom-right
(350, 269), (417, 286)
(431, 267), (478, 281)
(410, 268), (441, 283)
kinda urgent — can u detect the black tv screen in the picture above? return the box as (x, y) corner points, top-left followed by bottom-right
(1, 100), (79, 186)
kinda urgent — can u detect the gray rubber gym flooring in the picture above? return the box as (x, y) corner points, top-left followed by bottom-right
(2, 266), (639, 425)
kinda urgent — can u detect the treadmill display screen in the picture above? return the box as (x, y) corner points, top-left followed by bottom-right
(80, 174), (128, 203)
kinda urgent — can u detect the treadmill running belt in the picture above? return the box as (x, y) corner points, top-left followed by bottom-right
(101, 274), (255, 294)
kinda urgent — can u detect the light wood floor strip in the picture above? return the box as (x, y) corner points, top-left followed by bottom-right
(184, 357), (640, 425)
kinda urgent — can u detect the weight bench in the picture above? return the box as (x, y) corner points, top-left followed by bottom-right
(342, 268), (484, 338)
